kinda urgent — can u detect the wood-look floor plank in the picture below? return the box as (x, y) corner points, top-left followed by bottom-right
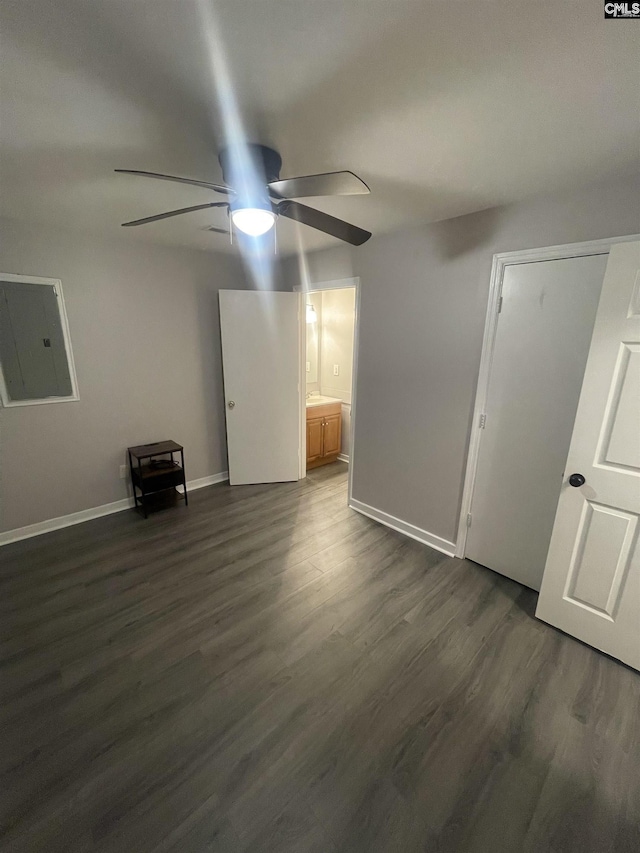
(1, 462), (638, 852)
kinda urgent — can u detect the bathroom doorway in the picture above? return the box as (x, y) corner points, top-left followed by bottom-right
(295, 278), (360, 482)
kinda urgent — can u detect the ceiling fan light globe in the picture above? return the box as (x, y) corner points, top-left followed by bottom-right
(231, 208), (276, 237)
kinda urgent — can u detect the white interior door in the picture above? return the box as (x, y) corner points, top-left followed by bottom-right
(219, 290), (303, 486)
(536, 241), (640, 670)
(465, 254), (608, 590)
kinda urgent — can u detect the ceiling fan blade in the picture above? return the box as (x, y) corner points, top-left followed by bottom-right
(278, 200), (371, 246)
(269, 171), (369, 199)
(121, 202), (228, 227)
(115, 169), (231, 195)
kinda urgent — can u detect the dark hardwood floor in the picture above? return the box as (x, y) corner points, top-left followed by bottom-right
(1, 463), (638, 852)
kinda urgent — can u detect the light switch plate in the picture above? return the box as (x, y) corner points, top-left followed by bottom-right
(306, 361), (310, 373)
(119, 464), (128, 479)
(333, 364), (340, 376)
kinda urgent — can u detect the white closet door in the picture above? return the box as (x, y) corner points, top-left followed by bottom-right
(465, 254), (608, 589)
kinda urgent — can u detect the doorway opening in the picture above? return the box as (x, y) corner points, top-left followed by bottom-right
(218, 281), (360, 491)
(456, 235), (638, 592)
(295, 278), (359, 483)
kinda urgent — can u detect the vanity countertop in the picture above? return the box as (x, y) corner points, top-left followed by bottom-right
(306, 395), (342, 408)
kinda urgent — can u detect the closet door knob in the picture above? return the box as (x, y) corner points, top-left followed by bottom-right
(569, 473), (585, 487)
(228, 400), (235, 409)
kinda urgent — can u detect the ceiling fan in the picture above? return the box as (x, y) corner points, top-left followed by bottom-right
(115, 144), (372, 246)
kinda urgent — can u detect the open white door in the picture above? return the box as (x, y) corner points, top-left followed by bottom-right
(536, 241), (640, 670)
(219, 290), (303, 486)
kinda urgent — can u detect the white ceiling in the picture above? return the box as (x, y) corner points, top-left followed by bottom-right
(1, 0), (638, 255)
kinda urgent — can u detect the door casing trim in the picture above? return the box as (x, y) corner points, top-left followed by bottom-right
(455, 234), (640, 560)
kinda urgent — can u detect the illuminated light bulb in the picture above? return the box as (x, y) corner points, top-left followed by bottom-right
(231, 207), (276, 237)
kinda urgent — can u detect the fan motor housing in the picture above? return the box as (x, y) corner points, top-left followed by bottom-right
(218, 144), (282, 188)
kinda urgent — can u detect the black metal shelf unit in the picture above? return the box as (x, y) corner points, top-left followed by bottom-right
(127, 440), (188, 518)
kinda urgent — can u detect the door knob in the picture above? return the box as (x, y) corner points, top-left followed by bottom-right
(227, 400), (235, 409)
(569, 473), (585, 487)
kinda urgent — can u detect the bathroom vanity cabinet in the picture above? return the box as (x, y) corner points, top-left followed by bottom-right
(306, 398), (342, 469)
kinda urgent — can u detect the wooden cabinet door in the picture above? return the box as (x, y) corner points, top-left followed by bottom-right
(322, 413), (342, 457)
(306, 416), (324, 463)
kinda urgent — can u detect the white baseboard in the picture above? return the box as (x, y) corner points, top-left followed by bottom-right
(176, 471), (228, 493)
(337, 453), (350, 463)
(348, 498), (456, 557)
(0, 471), (229, 547)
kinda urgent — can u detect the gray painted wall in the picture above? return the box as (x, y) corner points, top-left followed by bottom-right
(282, 172), (640, 545)
(319, 287), (356, 406)
(0, 217), (247, 532)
